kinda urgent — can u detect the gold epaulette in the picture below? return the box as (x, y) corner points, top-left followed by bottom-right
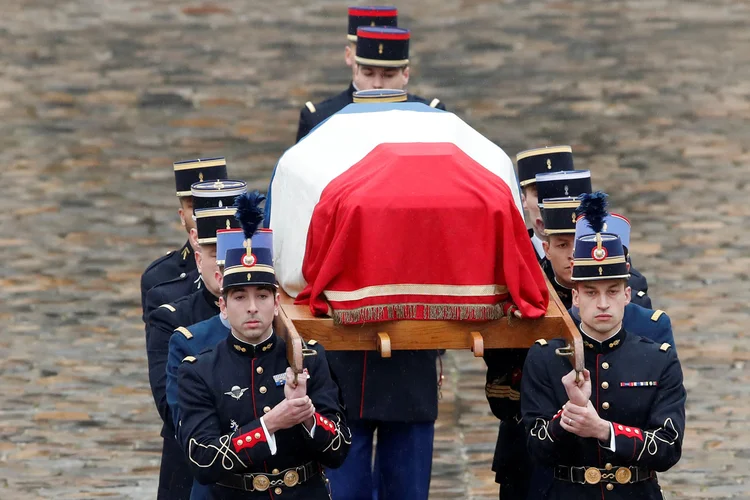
(651, 310), (665, 321)
(182, 356), (197, 363)
(659, 343), (671, 352)
(429, 98), (441, 108)
(305, 101), (316, 113)
(159, 304), (176, 312)
(176, 327), (193, 339)
(535, 339), (548, 346)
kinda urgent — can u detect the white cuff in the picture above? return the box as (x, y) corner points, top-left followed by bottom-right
(599, 422), (616, 452)
(304, 420), (317, 438)
(260, 417), (277, 455)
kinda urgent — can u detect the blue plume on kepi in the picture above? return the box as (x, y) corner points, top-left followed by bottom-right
(234, 191), (266, 239)
(576, 191), (608, 234)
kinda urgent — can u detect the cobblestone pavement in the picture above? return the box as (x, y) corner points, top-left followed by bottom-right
(0, 0), (748, 498)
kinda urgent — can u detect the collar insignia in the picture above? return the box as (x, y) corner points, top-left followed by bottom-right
(608, 339), (621, 348)
(233, 344), (247, 353)
(224, 385), (249, 400)
(181, 247), (190, 260)
(262, 342), (273, 352)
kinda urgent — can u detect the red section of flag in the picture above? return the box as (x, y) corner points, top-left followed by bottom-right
(295, 142), (548, 324)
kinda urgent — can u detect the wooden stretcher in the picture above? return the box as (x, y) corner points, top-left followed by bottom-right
(274, 274), (583, 382)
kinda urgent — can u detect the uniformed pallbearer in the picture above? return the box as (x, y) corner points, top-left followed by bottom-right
(520, 192), (686, 499)
(296, 6), (399, 142)
(296, 25), (445, 142)
(141, 158), (228, 322)
(176, 219), (350, 499)
(146, 180), (247, 500)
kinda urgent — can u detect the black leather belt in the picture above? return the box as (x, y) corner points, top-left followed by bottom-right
(217, 461), (318, 492)
(554, 465), (654, 485)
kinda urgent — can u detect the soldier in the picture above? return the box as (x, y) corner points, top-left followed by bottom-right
(141, 157), (228, 322)
(176, 226), (350, 499)
(166, 199), (272, 500)
(515, 146), (574, 264)
(145, 180), (247, 500)
(296, 25), (445, 142)
(323, 100), (440, 497)
(484, 191), (670, 499)
(520, 193), (686, 499)
(296, 6), (399, 142)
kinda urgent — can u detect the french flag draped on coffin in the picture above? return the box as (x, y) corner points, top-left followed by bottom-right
(268, 101), (548, 325)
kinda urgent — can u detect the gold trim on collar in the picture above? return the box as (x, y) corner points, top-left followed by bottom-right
(516, 145), (572, 161)
(573, 256), (627, 266)
(224, 264), (276, 276)
(355, 56), (409, 67)
(173, 159), (226, 171)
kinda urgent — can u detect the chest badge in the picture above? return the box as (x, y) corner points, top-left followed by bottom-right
(224, 385), (249, 400)
(273, 373), (286, 386)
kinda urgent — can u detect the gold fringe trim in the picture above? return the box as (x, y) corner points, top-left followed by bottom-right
(332, 303), (506, 325)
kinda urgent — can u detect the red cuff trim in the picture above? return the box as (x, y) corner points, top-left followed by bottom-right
(552, 408), (563, 421)
(315, 413), (336, 435)
(613, 423), (644, 441)
(233, 427), (267, 452)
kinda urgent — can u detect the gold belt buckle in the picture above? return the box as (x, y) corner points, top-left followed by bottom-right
(584, 467), (602, 485)
(615, 467), (632, 484)
(283, 470), (300, 487)
(252, 475), (270, 491)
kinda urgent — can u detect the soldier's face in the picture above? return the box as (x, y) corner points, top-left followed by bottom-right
(521, 186), (544, 236)
(353, 64), (409, 90)
(573, 280), (631, 338)
(178, 197), (197, 235)
(196, 244), (221, 297)
(222, 286), (280, 342)
(543, 235), (575, 285)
